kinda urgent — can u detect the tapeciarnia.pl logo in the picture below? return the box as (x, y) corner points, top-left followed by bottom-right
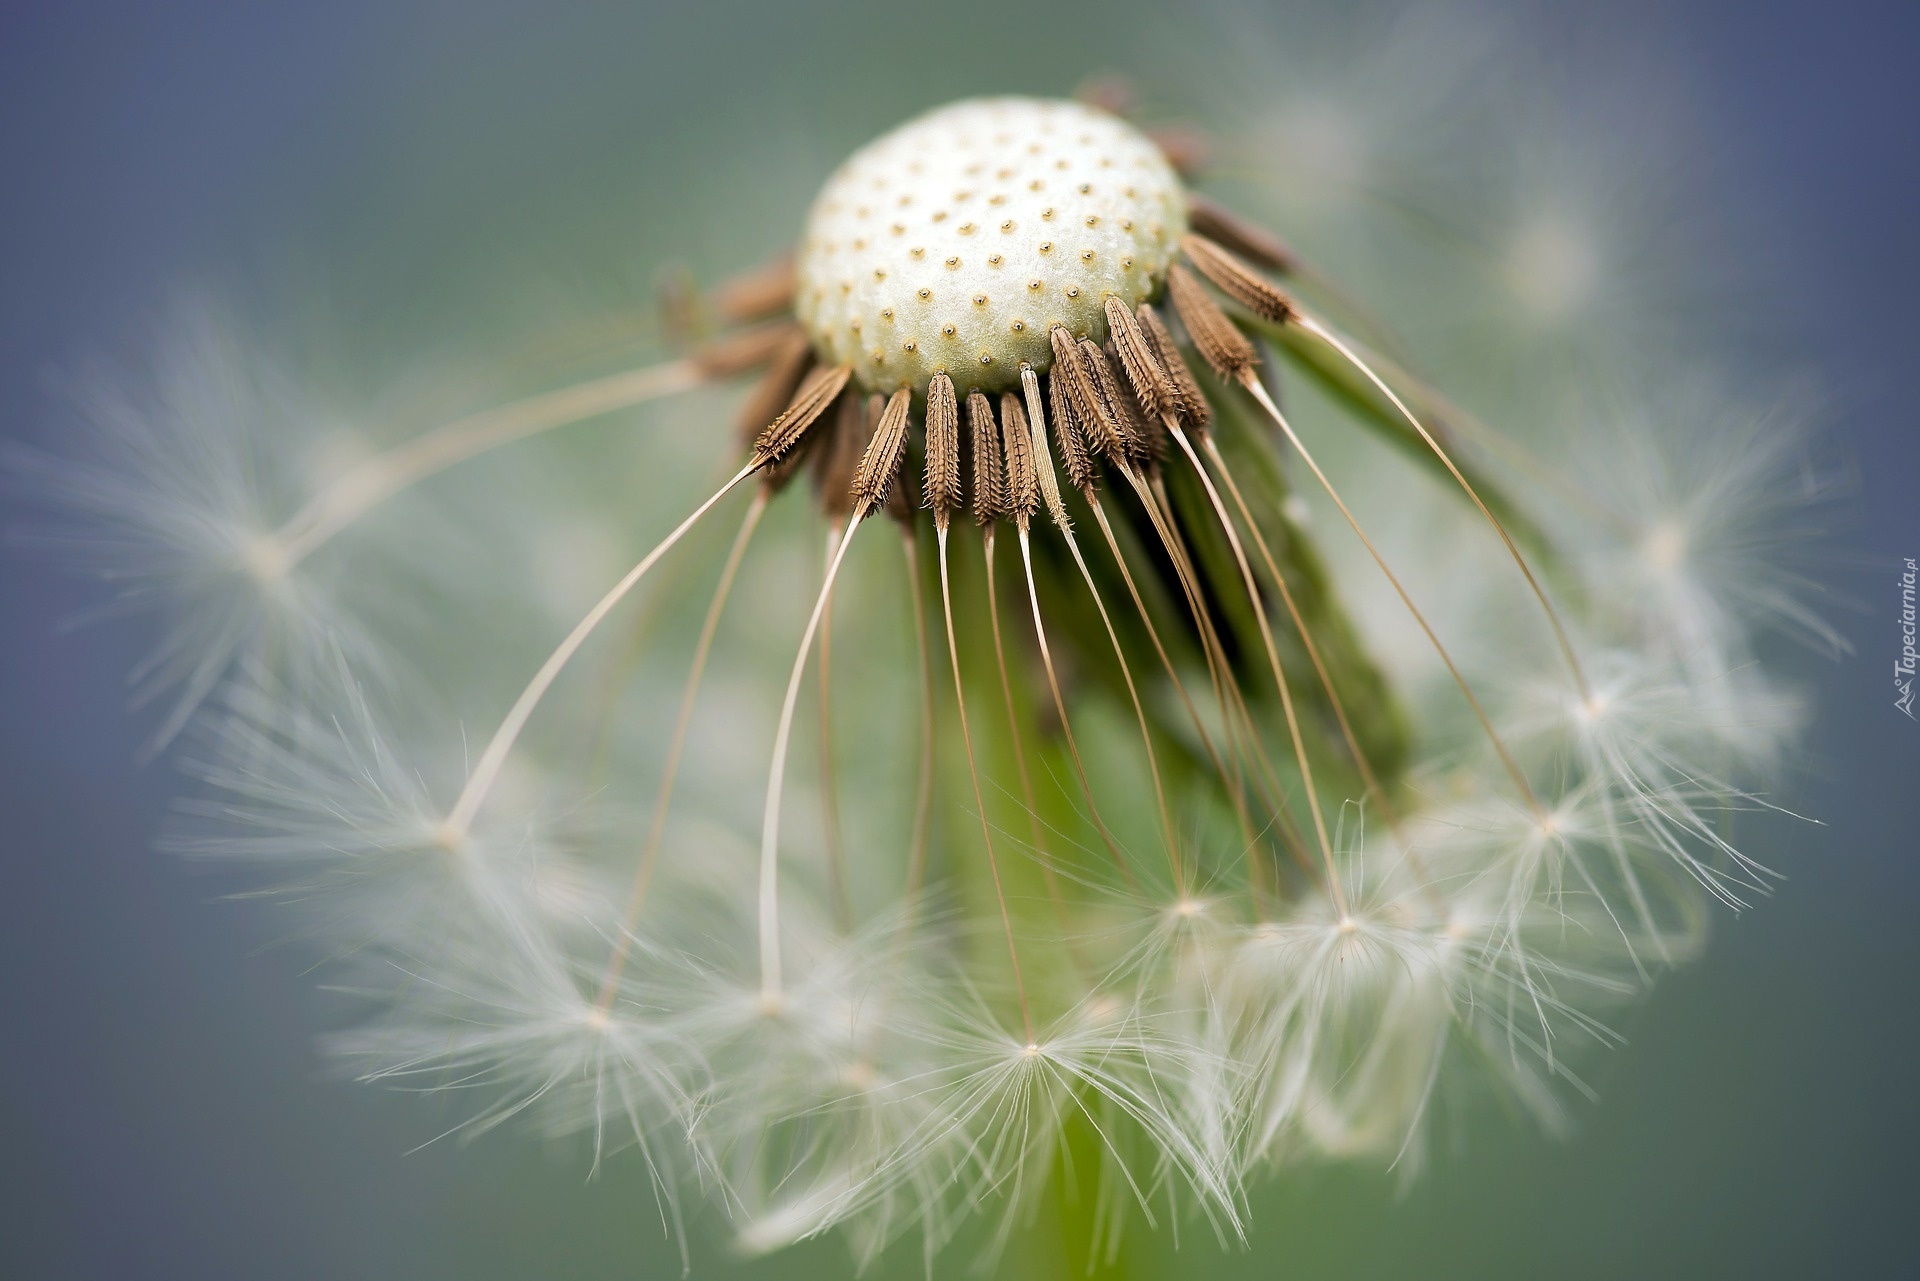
(1898, 557), (1918, 720)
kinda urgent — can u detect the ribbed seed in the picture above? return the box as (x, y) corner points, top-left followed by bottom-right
(1000, 391), (1038, 526)
(852, 388), (913, 510)
(1050, 327), (1124, 466)
(1182, 234), (1295, 323)
(1167, 265), (1257, 382)
(1104, 295), (1175, 422)
(924, 372), (962, 524)
(1186, 195), (1297, 274)
(1047, 326), (1096, 435)
(753, 362), (850, 466)
(1081, 339), (1153, 468)
(1112, 337), (1169, 466)
(1137, 304), (1212, 433)
(1048, 362), (1098, 493)
(968, 390), (1007, 525)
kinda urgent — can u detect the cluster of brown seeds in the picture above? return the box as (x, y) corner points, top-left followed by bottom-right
(721, 226), (1296, 536)
(661, 95), (1492, 949)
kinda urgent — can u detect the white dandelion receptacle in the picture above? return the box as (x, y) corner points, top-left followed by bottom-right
(796, 98), (1187, 393)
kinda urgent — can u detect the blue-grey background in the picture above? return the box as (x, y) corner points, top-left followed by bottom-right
(1, 2), (1914, 1277)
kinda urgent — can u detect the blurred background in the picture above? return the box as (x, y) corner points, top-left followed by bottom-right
(1, 1), (1914, 1277)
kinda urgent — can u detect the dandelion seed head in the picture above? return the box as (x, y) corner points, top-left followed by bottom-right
(18, 12), (1838, 1263)
(796, 97), (1185, 394)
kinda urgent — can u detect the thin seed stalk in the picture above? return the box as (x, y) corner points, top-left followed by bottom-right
(1204, 385), (1413, 784)
(1238, 315), (1559, 560)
